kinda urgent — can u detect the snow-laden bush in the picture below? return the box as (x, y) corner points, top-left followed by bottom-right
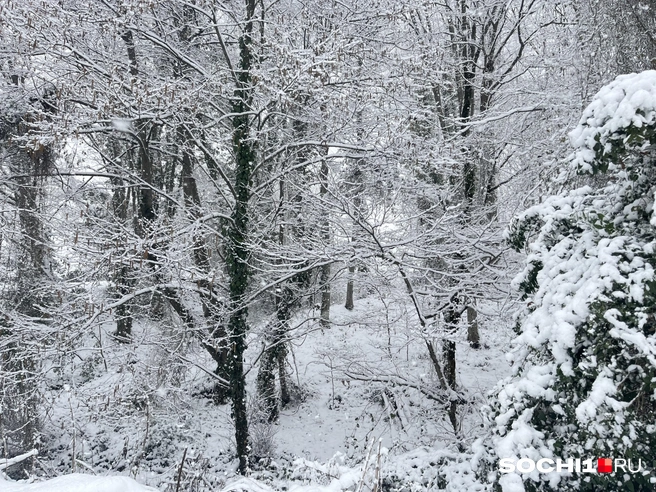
(481, 71), (656, 491)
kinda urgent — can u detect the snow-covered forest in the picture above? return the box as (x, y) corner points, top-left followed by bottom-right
(1, 1), (656, 491)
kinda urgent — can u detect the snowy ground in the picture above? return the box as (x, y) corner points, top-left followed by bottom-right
(1, 291), (515, 491)
(275, 299), (512, 462)
(0, 473), (159, 492)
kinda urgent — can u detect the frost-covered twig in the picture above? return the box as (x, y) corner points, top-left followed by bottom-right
(357, 437), (376, 492)
(373, 439), (383, 492)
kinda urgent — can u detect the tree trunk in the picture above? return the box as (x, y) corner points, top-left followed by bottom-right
(344, 103), (364, 311)
(443, 307), (459, 391)
(108, 32), (144, 343)
(227, 0), (257, 473)
(109, 174), (134, 343)
(1, 129), (51, 477)
(345, 266), (355, 310)
(0, 340), (38, 479)
(443, 305), (459, 434)
(178, 127), (231, 403)
(466, 305), (480, 349)
(278, 345), (291, 406)
(319, 160), (331, 326)
(256, 284), (293, 422)
(320, 265), (332, 325)
(113, 264), (133, 342)
(256, 341), (278, 423)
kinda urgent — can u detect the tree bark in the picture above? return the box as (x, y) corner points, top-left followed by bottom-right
(227, 0), (257, 473)
(256, 299), (291, 423)
(345, 177), (362, 311)
(320, 264), (332, 325)
(256, 340), (278, 423)
(345, 266), (355, 310)
(319, 160), (331, 326)
(178, 127), (231, 403)
(1, 117), (51, 476)
(466, 305), (480, 349)
(113, 264), (133, 342)
(443, 306), (459, 391)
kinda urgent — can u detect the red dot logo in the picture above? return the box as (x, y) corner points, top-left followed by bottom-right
(597, 458), (613, 473)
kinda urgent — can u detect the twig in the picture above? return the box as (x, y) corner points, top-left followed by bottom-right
(98, 323), (108, 372)
(68, 390), (76, 473)
(357, 438), (375, 492)
(175, 447), (188, 492)
(373, 439), (383, 492)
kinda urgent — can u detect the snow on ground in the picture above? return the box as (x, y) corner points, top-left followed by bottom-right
(1, 290), (515, 490)
(274, 297), (512, 463)
(0, 474), (159, 492)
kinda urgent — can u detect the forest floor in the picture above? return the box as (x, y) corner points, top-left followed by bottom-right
(3, 294), (516, 491)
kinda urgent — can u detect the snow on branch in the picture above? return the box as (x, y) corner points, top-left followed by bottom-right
(0, 449), (38, 471)
(569, 70), (656, 173)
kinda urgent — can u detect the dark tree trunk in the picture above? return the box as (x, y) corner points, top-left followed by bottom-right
(113, 264), (133, 342)
(319, 147), (332, 325)
(345, 267), (355, 310)
(466, 305), (480, 349)
(344, 174), (361, 312)
(319, 263), (332, 326)
(256, 286), (293, 422)
(443, 305), (460, 434)
(443, 307), (459, 391)
(178, 127), (231, 403)
(345, 101), (365, 312)
(110, 177), (134, 343)
(109, 31), (147, 344)
(0, 339), (38, 479)
(227, 0), (257, 474)
(278, 344), (291, 406)
(161, 11), (233, 404)
(273, 294), (292, 409)
(206, 325), (231, 405)
(256, 338), (279, 423)
(1, 124), (51, 477)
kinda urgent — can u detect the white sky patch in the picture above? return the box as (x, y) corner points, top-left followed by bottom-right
(111, 118), (133, 133)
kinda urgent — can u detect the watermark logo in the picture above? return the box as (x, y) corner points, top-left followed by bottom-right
(597, 458), (613, 474)
(499, 457), (644, 474)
